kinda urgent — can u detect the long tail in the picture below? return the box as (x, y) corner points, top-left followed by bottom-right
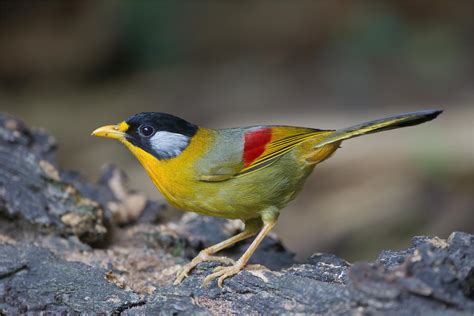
(315, 109), (443, 148)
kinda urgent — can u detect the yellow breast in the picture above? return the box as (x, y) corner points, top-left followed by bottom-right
(122, 128), (214, 210)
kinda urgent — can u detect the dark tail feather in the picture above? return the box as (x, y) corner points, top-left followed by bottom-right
(315, 109), (443, 148)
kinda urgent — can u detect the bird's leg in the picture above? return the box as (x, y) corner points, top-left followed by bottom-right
(174, 218), (262, 285)
(203, 212), (277, 287)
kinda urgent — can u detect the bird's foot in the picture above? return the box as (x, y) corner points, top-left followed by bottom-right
(174, 251), (235, 285)
(203, 262), (269, 287)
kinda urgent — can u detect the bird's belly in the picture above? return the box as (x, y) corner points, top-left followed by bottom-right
(160, 155), (315, 220)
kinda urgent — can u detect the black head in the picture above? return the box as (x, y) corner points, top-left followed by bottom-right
(124, 112), (198, 160)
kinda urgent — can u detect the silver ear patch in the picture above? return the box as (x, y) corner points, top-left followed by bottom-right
(149, 131), (190, 159)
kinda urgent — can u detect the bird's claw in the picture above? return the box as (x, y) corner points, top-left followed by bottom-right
(203, 263), (271, 287)
(174, 252), (235, 285)
(203, 263), (245, 288)
(212, 265), (226, 273)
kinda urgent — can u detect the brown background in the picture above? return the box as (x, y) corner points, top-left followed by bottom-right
(1, 1), (473, 261)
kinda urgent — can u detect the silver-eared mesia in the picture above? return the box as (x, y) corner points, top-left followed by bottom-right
(93, 109), (442, 287)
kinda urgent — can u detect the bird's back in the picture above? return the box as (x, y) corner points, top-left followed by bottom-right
(153, 125), (337, 219)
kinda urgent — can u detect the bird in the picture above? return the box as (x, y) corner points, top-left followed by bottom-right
(92, 109), (442, 287)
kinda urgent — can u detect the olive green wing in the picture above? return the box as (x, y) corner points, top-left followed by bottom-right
(198, 126), (331, 181)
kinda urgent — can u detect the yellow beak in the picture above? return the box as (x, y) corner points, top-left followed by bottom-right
(91, 122), (129, 140)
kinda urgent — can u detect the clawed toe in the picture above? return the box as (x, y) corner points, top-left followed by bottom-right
(174, 270), (188, 285)
(174, 252), (235, 285)
(203, 263), (271, 287)
(203, 263), (244, 287)
(212, 265), (226, 273)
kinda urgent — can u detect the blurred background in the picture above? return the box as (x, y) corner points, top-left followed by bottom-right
(0, 1), (472, 261)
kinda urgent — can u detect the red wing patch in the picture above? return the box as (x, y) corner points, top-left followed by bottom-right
(243, 128), (272, 167)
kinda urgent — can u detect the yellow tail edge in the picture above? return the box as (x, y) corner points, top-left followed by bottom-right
(315, 109), (443, 148)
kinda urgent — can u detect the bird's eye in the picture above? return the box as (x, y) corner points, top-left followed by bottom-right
(139, 125), (155, 137)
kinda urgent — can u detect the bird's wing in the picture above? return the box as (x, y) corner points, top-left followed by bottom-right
(235, 126), (332, 176)
(198, 126), (331, 181)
